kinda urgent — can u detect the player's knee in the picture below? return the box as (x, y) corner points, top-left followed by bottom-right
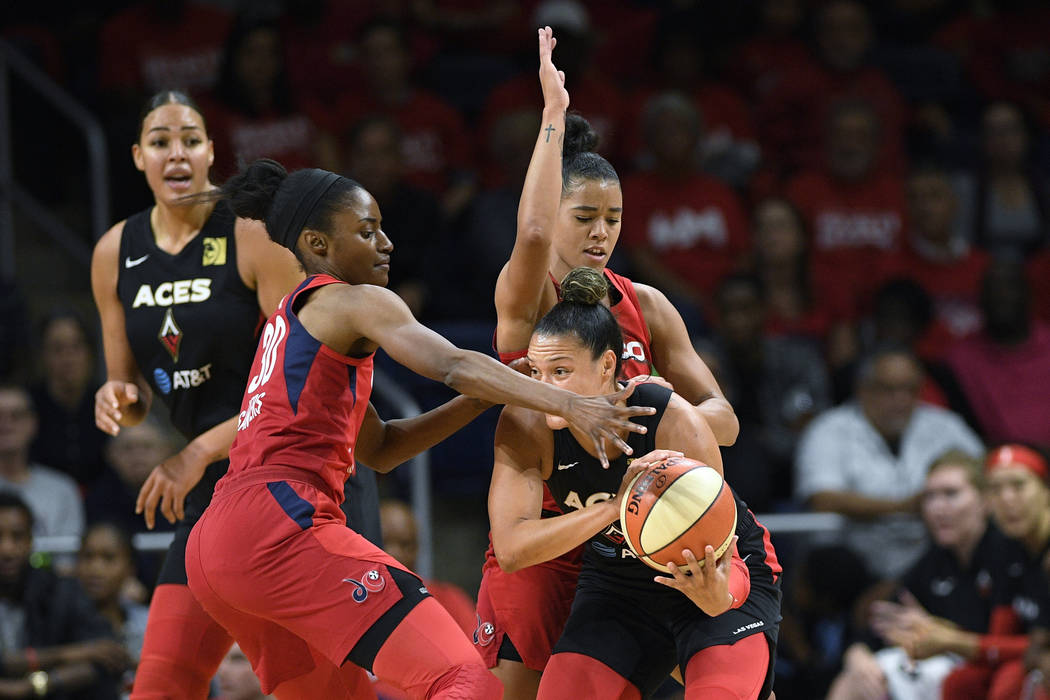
(427, 662), (503, 700)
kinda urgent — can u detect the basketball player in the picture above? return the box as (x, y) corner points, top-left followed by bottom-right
(91, 90), (314, 700)
(480, 28), (738, 696)
(489, 267), (781, 699)
(183, 157), (655, 698)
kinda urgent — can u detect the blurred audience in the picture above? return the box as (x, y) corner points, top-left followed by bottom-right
(795, 346), (983, 579)
(947, 260), (1050, 447)
(0, 384), (84, 543)
(28, 309), (106, 489)
(0, 492), (129, 700)
(620, 92), (750, 331)
(701, 273), (832, 511)
(215, 642), (271, 700)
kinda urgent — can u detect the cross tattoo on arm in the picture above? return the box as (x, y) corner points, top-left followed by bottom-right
(545, 124), (555, 142)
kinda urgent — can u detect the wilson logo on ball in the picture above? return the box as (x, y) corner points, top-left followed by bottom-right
(619, 457), (737, 573)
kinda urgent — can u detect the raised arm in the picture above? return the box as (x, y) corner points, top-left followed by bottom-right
(354, 396), (492, 473)
(303, 283), (653, 466)
(234, 217), (305, 316)
(91, 222), (152, 435)
(493, 26), (569, 351)
(637, 283), (739, 446)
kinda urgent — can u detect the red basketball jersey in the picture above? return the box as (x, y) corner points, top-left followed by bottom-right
(497, 268), (654, 379)
(224, 275), (373, 501)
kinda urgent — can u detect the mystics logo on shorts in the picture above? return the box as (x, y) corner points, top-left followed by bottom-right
(342, 569), (386, 603)
(473, 615), (496, 647)
(158, 308), (182, 362)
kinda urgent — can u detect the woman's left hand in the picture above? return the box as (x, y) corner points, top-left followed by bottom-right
(135, 446), (209, 529)
(655, 537), (738, 616)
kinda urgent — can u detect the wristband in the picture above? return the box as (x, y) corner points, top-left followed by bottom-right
(28, 670), (49, 697)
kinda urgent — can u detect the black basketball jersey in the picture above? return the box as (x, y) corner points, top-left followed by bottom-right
(547, 383), (782, 601)
(901, 523), (1021, 634)
(117, 202), (261, 440)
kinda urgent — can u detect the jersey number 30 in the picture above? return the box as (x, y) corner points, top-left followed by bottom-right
(247, 317), (287, 393)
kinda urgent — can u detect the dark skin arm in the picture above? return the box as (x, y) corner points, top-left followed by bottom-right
(354, 396), (493, 473)
(296, 283), (653, 466)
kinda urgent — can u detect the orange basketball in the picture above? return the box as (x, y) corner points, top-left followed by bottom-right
(620, 457), (737, 573)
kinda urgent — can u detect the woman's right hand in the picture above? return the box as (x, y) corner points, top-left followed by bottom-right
(538, 26), (569, 113)
(564, 383), (656, 468)
(613, 449), (684, 509)
(94, 380), (140, 436)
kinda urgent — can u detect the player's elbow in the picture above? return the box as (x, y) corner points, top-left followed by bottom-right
(491, 539), (525, 574)
(516, 222), (552, 248)
(441, 349), (477, 393)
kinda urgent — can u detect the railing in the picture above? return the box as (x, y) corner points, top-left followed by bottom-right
(0, 39), (108, 281)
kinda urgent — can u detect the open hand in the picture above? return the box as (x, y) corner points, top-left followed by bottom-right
(564, 382), (655, 468)
(135, 446), (209, 529)
(538, 26), (569, 113)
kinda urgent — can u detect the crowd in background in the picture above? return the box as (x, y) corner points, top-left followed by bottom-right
(1, 0), (1050, 697)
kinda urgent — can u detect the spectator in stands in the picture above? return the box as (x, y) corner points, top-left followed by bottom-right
(0, 384), (83, 542)
(756, 0), (908, 177)
(378, 499), (476, 636)
(199, 16), (324, 179)
(620, 92), (750, 331)
(625, 12), (760, 187)
(341, 115), (443, 320)
(215, 643), (271, 700)
(747, 197), (857, 363)
(795, 346), (983, 579)
(28, 308), (107, 489)
(828, 450), (1017, 700)
(332, 19), (476, 219)
(931, 444), (1050, 700)
(876, 166), (988, 362)
(953, 101), (1050, 259)
(703, 273), (832, 511)
(947, 260), (1050, 446)
(76, 522), (148, 698)
(786, 99), (908, 314)
(0, 492), (129, 699)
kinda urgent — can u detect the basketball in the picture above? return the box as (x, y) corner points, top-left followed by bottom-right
(619, 457), (737, 573)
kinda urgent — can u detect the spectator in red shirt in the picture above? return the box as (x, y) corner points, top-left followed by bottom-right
(878, 166), (989, 361)
(197, 17), (324, 180)
(786, 98), (907, 315)
(621, 92), (750, 332)
(756, 0), (908, 178)
(330, 20), (476, 219)
(947, 260), (1050, 447)
(952, 101), (1050, 260)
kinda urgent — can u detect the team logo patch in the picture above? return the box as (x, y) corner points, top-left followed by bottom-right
(202, 237), (226, 266)
(158, 308), (182, 362)
(473, 615), (496, 646)
(343, 577), (370, 603)
(153, 368), (172, 395)
(343, 569), (386, 603)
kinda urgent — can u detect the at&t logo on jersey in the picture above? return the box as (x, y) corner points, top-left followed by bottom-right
(152, 364), (214, 395)
(132, 279), (212, 308)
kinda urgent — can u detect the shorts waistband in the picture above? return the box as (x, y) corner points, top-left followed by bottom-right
(217, 466), (342, 503)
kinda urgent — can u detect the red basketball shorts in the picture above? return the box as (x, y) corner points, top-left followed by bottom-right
(474, 546), (581, 671)
(186, 472), (413, 693)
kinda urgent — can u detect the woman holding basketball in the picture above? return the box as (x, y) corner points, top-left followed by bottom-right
(183, 158), (654, 698)
(479, 27), (738, 697)
(489, 267), (781, 699)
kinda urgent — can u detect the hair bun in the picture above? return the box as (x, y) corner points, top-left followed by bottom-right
(560, 267), (608, 306)
(223, 158), (288, 222)
(563, 112), (600, 161)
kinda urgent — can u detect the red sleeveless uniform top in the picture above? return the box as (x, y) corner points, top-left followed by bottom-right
(497, 268), (654, 379)
(223, 274), (374, 502)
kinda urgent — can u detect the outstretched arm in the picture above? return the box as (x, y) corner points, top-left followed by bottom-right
(638, 283), (739, 446)
(494, 26), (570, 351)
(304, 283), (654, 467)
(355, 396), (492, 473)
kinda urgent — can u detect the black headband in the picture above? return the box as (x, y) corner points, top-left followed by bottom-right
(269, 169), (342, 251)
